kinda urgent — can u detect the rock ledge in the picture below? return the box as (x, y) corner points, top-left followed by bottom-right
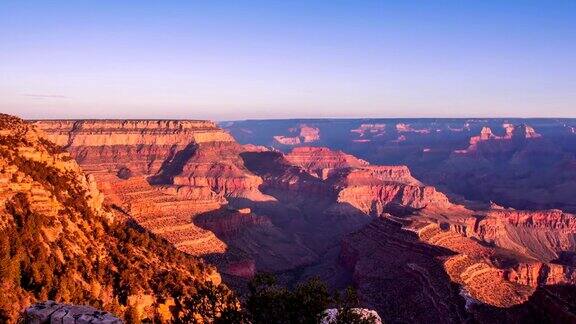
(23, 301), (122, 324)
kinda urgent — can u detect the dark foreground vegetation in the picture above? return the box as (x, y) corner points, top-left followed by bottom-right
(224, 273), (378, 324)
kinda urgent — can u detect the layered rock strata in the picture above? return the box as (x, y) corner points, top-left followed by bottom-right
(34, 120), (273, 258)
(0, 114), (235, 322)
(285, 146), (369, 179)
(34, 120), (318, 278)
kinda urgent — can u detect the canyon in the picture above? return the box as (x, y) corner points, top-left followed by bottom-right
(224, 118), (576, 213)
(29, 118), (576, 322)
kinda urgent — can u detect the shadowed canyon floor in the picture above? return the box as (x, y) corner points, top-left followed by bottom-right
(33, 119), (576, 323)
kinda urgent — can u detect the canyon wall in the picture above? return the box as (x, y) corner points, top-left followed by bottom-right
(0, 114), (236, 322)
(34, 120), (314, 278)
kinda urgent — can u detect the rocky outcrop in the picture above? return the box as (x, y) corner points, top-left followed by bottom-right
(35, 120), (321, 280)
(34, 120), (234, 175)
(273, 124), (320, 145)
(0, 114), (237, 323)
(159, 141), (272, 201)
(241, 151), (333, 199)
(454, 124), (543, 156)
(342, 212), (576, 322)
(273, 135), (302, 145)
(331, 165), (450, 216)
(487, 209), (576, 230)
(350, 124), (386, 140)
(321, 308), (382, 324)
(285, 146), (369, 179)
(35, 120), (274, 260)
(473, 209), (576, 263)
(415, 222), (537, 307)
(23, 301), (122, 324)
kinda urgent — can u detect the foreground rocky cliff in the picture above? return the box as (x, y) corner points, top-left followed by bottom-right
(0, 115), (237, 322)
(22, 301), (122, 324)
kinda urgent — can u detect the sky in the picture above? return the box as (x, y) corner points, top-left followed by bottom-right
(0, 1), (575, 120)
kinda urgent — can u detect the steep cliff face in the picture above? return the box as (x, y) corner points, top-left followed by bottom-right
(35, 120), (234, 175)
(0, 115), (236, 323)
(330, 165), (450, 216)
(35, 120), (273, 259)
(285, 146), (369, 179)
(340, 218), (470, 323)
(241, 151), (333, 200)
(342, 214), (576, 323)
(473, 209), (576, 263)
(157, 141), (272, 201)
(35, 120), (316, 279)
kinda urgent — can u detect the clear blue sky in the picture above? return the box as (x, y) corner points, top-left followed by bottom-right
(0, 1), (575, 120)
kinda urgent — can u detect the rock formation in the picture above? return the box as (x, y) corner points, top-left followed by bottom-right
(395, 123), (431, 134)
(273, 124), (320, 145)
(321, 308), (382, 324)
(34, 120), (274, 255)
(0, 114), (237, 323)
(285, 146), (369, 179)
(436, 123), (576, 212)
(474, 209), (576, 263)
(23, 301), (122, 324)
(34, 120), (316, 278)
(350, 123), (386, 140)
(342, 210), (576, 322)
(454, 124), (543, 156)
(331, 165), (451, 216)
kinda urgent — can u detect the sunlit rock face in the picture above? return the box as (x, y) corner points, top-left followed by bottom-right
(35, 120), (235, 175)
(273, 124), (320, 145)
(0, 114), (233, 322)
(341, 210), (576, 322)
(34, 120), (313, 278)
(34, 119), (273, 257)
(285, 146), (369, 179)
